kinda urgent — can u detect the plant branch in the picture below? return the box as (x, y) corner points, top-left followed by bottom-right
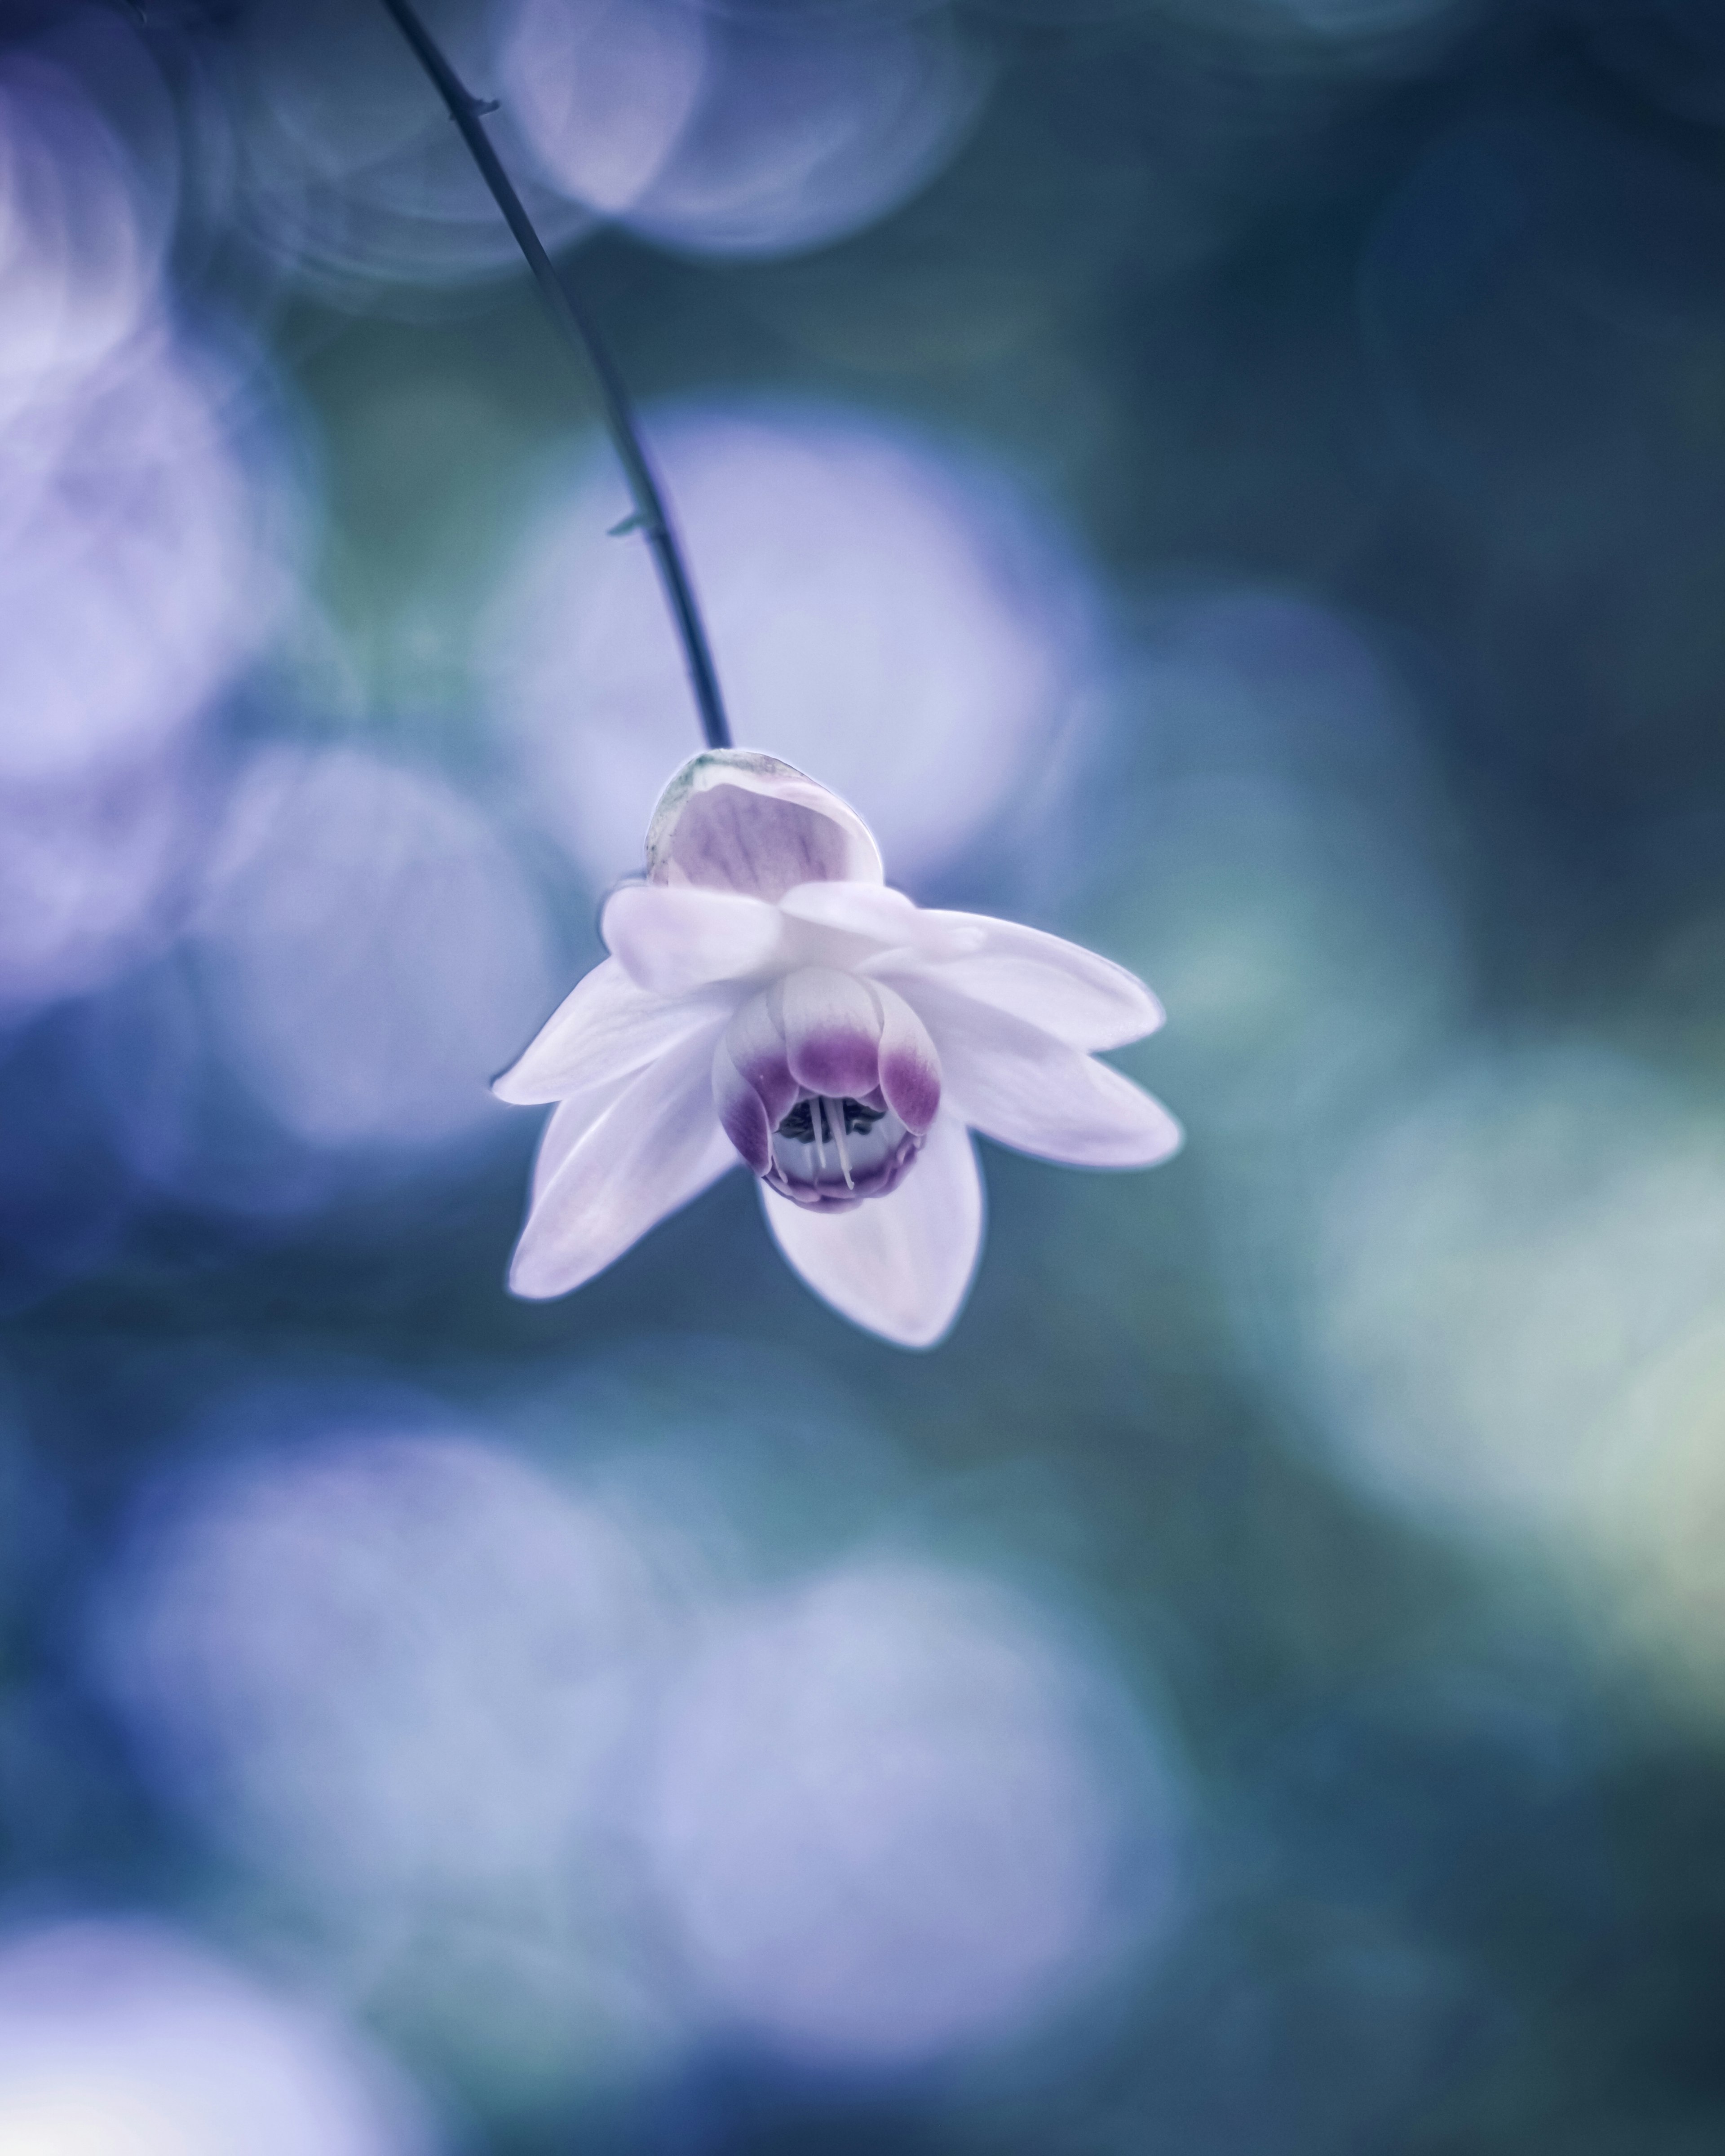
(376, 0), (731, 751)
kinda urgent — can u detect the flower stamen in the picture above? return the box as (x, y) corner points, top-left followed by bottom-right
(766, 1095), (922, 1211)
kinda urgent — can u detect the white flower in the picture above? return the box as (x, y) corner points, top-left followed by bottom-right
(495, 751), (1181, 1348)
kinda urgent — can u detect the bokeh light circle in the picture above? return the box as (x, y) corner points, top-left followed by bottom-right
(1103, 588), (1468, 1141)
(0, 324), (289, 1017)
(972, 0), (1474, 69)
(1300, 1042), (1725, 1542)
(639, 1559), (1182, 2069)
(93, 1410), (669, 1897)
(1556, 1307), (1725, 1729)
(0, 50), (169, 428)
(500, 0), (990, 261)
(0, 342), (283, 793)
(0, 773), (195, 1020)
(216, 0), (593, 298)
(186, 745), (558, 1153)
(488, 402), (1102, 887)
(0, 1918), (437, 2156)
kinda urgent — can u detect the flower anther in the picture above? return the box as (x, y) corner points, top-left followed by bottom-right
(494, 750), (1181, 1348)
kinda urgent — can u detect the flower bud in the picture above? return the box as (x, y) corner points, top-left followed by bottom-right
(646, 749), (882, 900)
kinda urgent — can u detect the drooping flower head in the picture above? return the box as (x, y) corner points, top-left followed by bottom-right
(495, 751), (1180, 1347)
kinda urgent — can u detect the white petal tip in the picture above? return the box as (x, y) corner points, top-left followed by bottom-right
(507, 1230), (607, 1300)
(1139, 1106), (1184, 1165)
(506, 1255), (570, 1300)
(1099, 1103), (1184, 1169)
(783, 1268), (969, 1351)
(491, 1058), (572, 1106)
(880, 1314), (963, 1352)
(812, 1278), (968, 1350)
(1089, 984), (1165, 1051)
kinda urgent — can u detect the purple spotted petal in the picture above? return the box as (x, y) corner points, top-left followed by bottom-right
(871, 980), (942, 1135)
(645, 749), (883, 899)
(722, 987), (799, 1127)
(712, 1037), (774, 1175)
(778, 967), (884, 1100)
(660, 784), (851, 900)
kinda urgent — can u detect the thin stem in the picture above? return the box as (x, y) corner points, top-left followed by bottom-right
(375, 0), (731, 751)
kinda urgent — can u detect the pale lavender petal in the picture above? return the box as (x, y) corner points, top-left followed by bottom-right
(509, 1017), (735, 1298)
(776, 884), (992, 970)
(530, 1082), (636, 1202)
(493, 955), (718, 1106)
(646, 749), (883, 897)
(871, 979), (941, 1134)
(761, 1110), (983, 1348)
(602, 883), (784, 995)
(713, 1036), (772, 1176)
(870, 914), (1163, 1051)
(908, 978), (1182, 1168)
(779, 966), (884, 1099)
(777, 880), (921, 946)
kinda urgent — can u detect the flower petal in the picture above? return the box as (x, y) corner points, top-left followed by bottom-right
(774, 879), (923, 947)
(779, 966), (883, 1099)
(712, 1036), (773, 1175)
(602, 883), (784, 996)
(721, 987), (798, 1124)
(871, 978), (941, 1134)
(509, 1017), (735, 1298)
(907, 978), (1183, 1167)
(645, 749), (883, 897)
(531, 1083), (635, 1202)
(871, 914), (1163, 1051)
(493, 957), (717, 1106)
(761, 1109), (984, 1348)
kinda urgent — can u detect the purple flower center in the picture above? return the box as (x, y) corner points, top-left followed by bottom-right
(765, 1093), (922, 1212)
(712, 966), (942, 1205)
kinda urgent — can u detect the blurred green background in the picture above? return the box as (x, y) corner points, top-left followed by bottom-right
(4, 0), (1725, 2149)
